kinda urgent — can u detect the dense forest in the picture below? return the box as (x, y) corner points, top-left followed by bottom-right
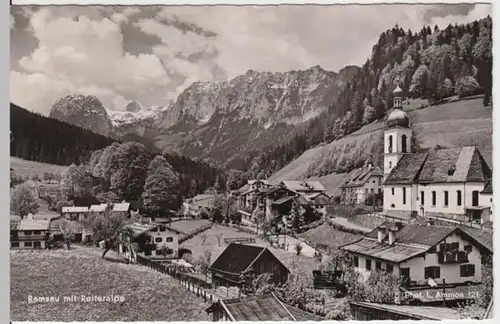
(240, 16), (492, 180)
(10, 103), (116, 165)
(11, 103), (224, 208)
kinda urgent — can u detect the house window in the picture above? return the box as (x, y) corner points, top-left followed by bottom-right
(420, 191), (425, 205)
(24, 231), (33, 235)
(402, 187), (406, 205)
(460, 264), (475, 277)
(24, 242), (33, 247)
(33, 230), (41, 235)
(472, 191), (479, 207)
(400, 268), (410, 280)
(166, 237), (173, 243)
(457, 190), (462, 206)
(386, 263), (394, 273)
(11, 242), (19, 248)
(424, 266), (441, 279)
(366, 259), (372, 271)
(464, 245), (473, 253)
(375, 261), (382, 270)
(365, 188), (368, 196)
(391, 188), (395, 195)
(155, 237), (163, 243)
(444, 191), (449, 207)
(389, 161), (392, 169)
(353, 256), (359, 267)
(428, 246), (437, 253)
(432, 191), (436, 206)
(371, 188), (374, 194)
(33, 241), (41, 249)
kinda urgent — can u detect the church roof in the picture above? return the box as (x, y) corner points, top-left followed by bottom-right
(385, 146), (491, 185)
(482, 178), (492, 194)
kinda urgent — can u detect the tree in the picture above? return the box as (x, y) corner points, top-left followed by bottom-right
(82, 206), (132, 259)
(110, 142), (152, 202)
(254, 209), (266, 234)
(362, 105), (376, 125)
(196, 248), (212, 274)
(11, 184), (40, 218)
(96, 191), (120, 204)
(61, 164), (94, 198)
(160, 243), (174, 259)
(142, 155), (180, 215)
(294, 242), (303, 256)
(200, 233), (208, 246)
(58, 219), (76, 250)
(210, 195), (226, 223)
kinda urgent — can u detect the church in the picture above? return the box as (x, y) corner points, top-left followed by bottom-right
(382, 85), (493, 225)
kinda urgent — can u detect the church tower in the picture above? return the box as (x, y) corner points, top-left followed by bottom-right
(383, 84), (412, 181)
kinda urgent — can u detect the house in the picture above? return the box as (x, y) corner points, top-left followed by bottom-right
(112, 202), (131, 217)
(205, 293), (322, 321)
(208, 243), (289, 288)
(183, 194), (215, 218)
(340, 163), (384, 205)
(304, 192), (333, 217)
(340, 221), (492, 305)
(382, 85), (492, 224)
(62, 206), (89, 221)
(49, 218), (92, 243)
(349, 301), (461, 321)
(237, 180), (273, 211)
(119, 222), (183, 262)
(11, 215), (51, 249)
(280, 180), (325, 194)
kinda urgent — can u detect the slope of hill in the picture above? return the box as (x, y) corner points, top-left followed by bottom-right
(269, 97), (492, 195)
(10, 157), (68, 178)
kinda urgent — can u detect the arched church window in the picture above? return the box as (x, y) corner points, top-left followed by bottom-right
(388, 135), (393, 153)
(402, 134), (408, 153)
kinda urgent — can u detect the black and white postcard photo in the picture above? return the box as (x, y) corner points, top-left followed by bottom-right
(9, 2), (494, 322)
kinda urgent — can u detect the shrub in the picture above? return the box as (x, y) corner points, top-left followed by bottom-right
(456, 76), (482, 98)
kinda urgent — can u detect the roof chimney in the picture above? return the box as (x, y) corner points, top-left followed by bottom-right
(388, 229), (396, 245)
(377, 226), (386, 243)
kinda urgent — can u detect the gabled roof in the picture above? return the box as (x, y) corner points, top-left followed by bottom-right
(272, 196), (295, 205)
(219, 293), (296, 321)
(341, 221), (493, 262)
(209, 243), (288, 275)
(112, 202), (130, 212)
(349, 301), (461, 320)
(18, 219), (51, 231)
(89, 204), (108, 212)
(281, 181), (325, 192)
(248, 180), (270, 186)
(62, 206), (89, 213)
(126, 222), (183, 238)
(341, 166), (383, 188)
(308, 193), (333, 205)
(385, 146), (491, 185)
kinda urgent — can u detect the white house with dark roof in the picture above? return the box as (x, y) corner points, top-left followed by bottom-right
(341, 163), (384, 204)
(11, 216), (51, 249)
(340, 221), (492, 305)
(382, 85), (492, 224)
(62, 206), (89, 221)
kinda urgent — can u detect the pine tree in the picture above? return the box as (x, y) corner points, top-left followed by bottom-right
(142, 155), (180, 214)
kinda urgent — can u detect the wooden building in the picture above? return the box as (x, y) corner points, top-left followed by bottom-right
(208, 243), (289, 288)
(10, 216), (51, 249)
(206, 293), (323, 321)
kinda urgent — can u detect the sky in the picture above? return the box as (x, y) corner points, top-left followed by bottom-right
(10, 4), (492, 115)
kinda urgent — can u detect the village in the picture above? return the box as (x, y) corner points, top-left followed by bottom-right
(10, 86), (494, 321)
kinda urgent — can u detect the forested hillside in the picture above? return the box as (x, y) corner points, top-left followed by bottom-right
(242, 16), (492, 179)
(11, 103), (224, 207)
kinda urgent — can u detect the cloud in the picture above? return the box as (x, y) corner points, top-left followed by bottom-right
(11, 4), (491, 115)
(11, 7), (170, 114)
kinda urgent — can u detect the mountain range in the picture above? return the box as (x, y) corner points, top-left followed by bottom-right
(48, 65), (360, 168)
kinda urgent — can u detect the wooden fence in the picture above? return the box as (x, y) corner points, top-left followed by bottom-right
(136, 255), (243, 303)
